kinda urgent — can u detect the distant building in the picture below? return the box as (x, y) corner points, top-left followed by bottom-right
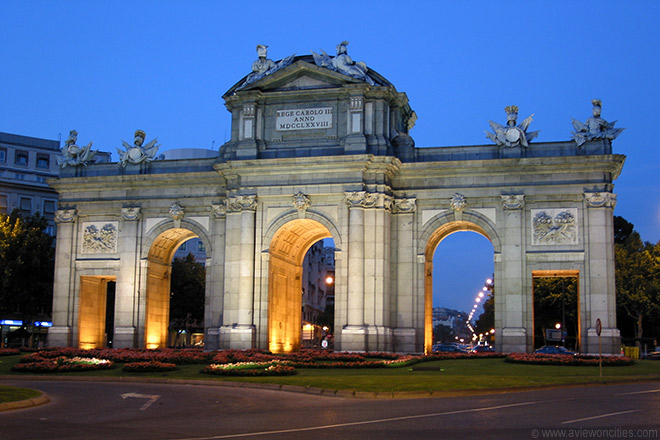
(0, 132), (61, 234)
(432, 307), (471, 341)
(172, 237), (207, 265)
(0, 131), (109, 235)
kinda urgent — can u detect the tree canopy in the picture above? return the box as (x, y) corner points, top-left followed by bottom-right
(0, 211), (54, 321)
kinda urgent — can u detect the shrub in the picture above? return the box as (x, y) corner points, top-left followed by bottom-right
(202, 361), (297, 376)
(123, 361), (177, 373)
(11, 356), (115, 373)
(505, 353), (635, 366)
(0, 348), (20, 356)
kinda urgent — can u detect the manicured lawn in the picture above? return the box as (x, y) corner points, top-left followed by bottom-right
(0, 385), (41, 403)
(2, 355), (659, 394)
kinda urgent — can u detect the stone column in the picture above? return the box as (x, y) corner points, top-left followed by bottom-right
(219, 195), (257, 349)
(583, 192), (620, 354)
(204, 202), (227, 351)
(498, 195), (527, 353)
(362, 193), (393, 351)
(113, 207), (141, 348)
(49, 209), (78, 347)
(341, 191), (367, 350)
(392, 198), (417, 352)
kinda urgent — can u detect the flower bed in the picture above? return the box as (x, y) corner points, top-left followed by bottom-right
(24, 347), (212, 364)
(203, 361), (297, 376)
(505, 353), (635, 366)
(11, 356), (115, 373)
(0, 348), (21, 356)
(123, 361), (177, 373)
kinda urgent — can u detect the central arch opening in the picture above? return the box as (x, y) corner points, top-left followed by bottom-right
(424, 220), (494, 353)
(268, 219), (331, 353)
(146, 227), (200, 349)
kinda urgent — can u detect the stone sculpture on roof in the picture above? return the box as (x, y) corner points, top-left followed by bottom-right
(117, 130), (160, 167)
(311, 41), (376, 86)
(57, 129), (97, 167)
(240, 44), (295, 88)
(485, 105), (539, 147)
(571, 99), (624, 147)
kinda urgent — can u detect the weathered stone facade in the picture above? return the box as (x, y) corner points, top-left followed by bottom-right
(48, 52), (625, 354)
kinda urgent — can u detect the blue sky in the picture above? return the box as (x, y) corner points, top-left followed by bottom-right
(2, 1), (658, 314)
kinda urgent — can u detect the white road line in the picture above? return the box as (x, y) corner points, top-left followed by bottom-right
(561, 410), (638, 425)
(172, 400), (544, 440)
(615, 389), (660, 396)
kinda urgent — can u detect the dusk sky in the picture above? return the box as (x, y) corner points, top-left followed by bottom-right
(2, 1), (658, 316)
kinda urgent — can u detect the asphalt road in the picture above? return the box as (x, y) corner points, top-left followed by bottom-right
(1, 380), (659, 440)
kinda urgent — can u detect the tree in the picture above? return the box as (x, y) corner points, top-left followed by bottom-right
(433, 323), (455, 344)
(169, 253), (205, 346)
(474, 292), (494, 337)
(0, 211), (55, 345)
(615, 225), (660, 344)
(532, 277), (578, 349)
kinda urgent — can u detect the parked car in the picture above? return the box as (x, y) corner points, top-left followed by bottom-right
(432, 344), (469, 353)
(644, 351), (660, 360)
(471, 344), (495, 353)
(534, 345), (576, 355)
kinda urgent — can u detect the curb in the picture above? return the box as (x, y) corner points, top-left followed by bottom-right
(2, 375), (659, 401)
(0, 392), (49, 412)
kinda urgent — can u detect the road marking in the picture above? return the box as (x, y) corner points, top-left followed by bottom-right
(172, 400), (543, 440)
(121, 392), (161, 410)
(561, 410), (638, 425)
(615, 389), (660, 396)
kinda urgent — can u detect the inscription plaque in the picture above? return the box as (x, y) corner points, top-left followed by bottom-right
(276, 107), (333, 131)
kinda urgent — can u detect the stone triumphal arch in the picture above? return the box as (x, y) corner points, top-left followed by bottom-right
(49, 44), (625, 354)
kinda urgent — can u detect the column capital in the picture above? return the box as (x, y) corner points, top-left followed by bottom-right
(392, 198), (417, 214)
(227, 195), (258, 213)
(54, 209), (77, 224)
(584, 192), (617, 208)
(121, 206), (141, 221)
(501, 194), (525, 210)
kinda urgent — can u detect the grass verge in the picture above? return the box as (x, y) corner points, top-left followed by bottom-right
(2, 355), (659, 394)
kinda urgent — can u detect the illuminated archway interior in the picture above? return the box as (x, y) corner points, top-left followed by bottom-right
(268, 219), (331, 353)
(424, 221), (492, 354)
(78, 275), (116, 349)
(532, 269), (580, 351)
(146, 228), (198, 349)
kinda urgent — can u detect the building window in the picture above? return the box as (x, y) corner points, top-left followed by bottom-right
(15, 151), (28, 166)
(36, 175), (47, 183)
(43, 200), (56, 214)
(19, 197), (32, 214)
(197, 241), (205, 252)
(0, 148), (6, 163)
(179, 242), (187, 252)
(15, 173), (26, 180)
(36, 154), (50, 169)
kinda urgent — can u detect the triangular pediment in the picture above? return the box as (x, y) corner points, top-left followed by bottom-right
(223, 57), (370, 97)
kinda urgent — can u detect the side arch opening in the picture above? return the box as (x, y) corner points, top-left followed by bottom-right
(424, 220), (494, 354)
(268, 219), (331, 353)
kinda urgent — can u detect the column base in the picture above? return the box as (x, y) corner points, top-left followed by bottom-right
(392, 328), (417, 353)
(204, 327), (221, 351)
(113, 326), (137, 348)
(500, 327), (527, 353)
(585, 327), (621, 355)
(47, 326), (72, 347)
(218, 325), (255, 350)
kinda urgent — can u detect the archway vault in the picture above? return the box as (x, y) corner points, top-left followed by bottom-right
(145, 227), (199, 349)
(268, 219), (331, 353)
(423, 219), (495, 354)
